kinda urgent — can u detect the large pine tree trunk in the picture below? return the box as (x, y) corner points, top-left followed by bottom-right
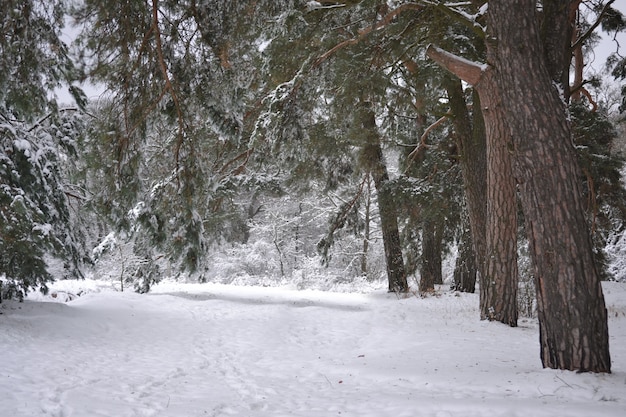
(487, 0), (610, 372)
(539, 0), (576, 99)
(440, 63), (519, 325)
(481, 71), (519, 327)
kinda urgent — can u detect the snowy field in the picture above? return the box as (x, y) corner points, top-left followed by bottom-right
(1, 280), (625, 417)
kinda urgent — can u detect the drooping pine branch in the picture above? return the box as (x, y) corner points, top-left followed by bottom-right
(151, 0), (186, 171)
(312, 3), (425, 69)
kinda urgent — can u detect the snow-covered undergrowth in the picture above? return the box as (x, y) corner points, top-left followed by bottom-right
(1, 280), (625, 417)
(607, 230), (626, 282)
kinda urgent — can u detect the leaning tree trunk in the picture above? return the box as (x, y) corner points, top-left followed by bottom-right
(486, 0), (610, 372)
(367, 142), (408, 293)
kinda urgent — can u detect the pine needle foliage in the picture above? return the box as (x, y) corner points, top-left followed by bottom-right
(0, 0), (87, 299)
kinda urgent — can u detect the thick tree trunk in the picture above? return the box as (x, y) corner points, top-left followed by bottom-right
(436, 57), (519, 326)
(539, 0), (576, 99)
(481, 71), (519, 327)
(487, 0), (610, 372)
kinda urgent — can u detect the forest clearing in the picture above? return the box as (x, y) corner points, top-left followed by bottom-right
(1, 279), (625, 417)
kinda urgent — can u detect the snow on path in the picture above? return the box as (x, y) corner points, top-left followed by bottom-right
(1, 281), (625, 417)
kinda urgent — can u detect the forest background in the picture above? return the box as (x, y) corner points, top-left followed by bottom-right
(2, 0), (626, 373)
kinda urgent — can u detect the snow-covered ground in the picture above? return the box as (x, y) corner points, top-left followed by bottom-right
(1, 280), (625, 417)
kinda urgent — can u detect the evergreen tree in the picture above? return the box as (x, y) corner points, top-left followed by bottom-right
(570, 100), (626, 280)
(0, 0), (87, 299)
(71, 0), (293, 288)
(253, 1), (482, 293)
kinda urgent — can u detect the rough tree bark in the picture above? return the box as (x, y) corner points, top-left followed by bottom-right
(430, 50), (519, 326)
(540, 0), (578, 99)
(487, 0), (610, 372)
(481, 72), (519, 327)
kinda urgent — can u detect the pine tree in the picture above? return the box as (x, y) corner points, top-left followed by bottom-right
(71, 0), (293, 288)
(0, 0), (87, 299)
(570, 100), (626, 280)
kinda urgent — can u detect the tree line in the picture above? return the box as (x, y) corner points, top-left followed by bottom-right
(1, 0), (625, 372)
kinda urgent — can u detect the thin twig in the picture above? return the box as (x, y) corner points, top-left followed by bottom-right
(404, 113), (450, 174)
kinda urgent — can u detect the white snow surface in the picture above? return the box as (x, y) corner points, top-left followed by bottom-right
(2, 279), (625, 417)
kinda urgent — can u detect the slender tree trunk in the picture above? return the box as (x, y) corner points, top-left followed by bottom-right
(487, 0), (610, 372)
(444, 79), (486, 292)
(361, 174), (372, 277)
(419, 218), (442, 293)
(366, 143), (408, 293)
(453, 208), (477, 293)
(433, 219), (444, 286)
(360, 103), (408, 293)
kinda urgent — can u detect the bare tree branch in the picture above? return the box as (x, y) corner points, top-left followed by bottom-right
(572, 0), (615, 50)
(403, 113), (450, 175)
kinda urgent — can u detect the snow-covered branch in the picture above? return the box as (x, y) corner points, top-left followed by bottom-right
(425, 44), (486, 86)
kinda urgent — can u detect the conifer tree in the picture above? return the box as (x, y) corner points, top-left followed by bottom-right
(71, 0), (290, 287)
(0, 0), (87, 299)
